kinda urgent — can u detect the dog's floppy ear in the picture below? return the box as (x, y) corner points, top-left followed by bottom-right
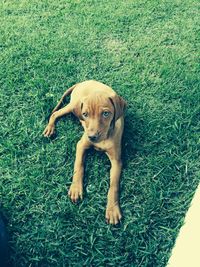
(109, 95), (126, 122)
(73, 101), (83, 120)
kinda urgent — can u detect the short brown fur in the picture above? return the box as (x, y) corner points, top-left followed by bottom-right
(43, 80), (126, 225)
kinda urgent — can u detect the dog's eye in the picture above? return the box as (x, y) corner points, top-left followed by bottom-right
(82, 112), (89, 118)
(102, 111), (110, 118)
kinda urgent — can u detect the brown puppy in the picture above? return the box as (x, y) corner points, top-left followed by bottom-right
(43, 80), (126, 225)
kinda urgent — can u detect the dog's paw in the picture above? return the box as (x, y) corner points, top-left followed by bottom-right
(43, 124), (55, 137)
(106, 204), (122, 225)
(68, 183), (83, 203)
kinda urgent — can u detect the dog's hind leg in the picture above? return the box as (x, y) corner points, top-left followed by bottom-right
(43, 104), (73, 137)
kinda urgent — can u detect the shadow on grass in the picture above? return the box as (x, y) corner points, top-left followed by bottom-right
(122, 110), (145, 168)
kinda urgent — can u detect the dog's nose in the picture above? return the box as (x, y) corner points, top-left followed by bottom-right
(88, 135), (98, 142)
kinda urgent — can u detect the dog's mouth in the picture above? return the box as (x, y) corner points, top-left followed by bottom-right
(87, 132), (105, 143)
(88, 135), (100, 143)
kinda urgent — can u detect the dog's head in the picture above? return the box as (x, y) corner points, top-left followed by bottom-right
(73, 92), (126, 143)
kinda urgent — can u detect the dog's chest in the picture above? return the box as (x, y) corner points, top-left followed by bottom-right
(94, 146), (104, 152)
(93, 140), (112, 152)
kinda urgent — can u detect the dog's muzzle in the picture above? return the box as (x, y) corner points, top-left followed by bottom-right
(88, 134), (99, 142)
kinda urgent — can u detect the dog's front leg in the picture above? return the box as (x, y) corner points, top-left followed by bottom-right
(68, 136), (90, 203)
(106, 150), (122, 225)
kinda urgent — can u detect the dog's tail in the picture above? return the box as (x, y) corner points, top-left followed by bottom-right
(52, 83), (77, 113)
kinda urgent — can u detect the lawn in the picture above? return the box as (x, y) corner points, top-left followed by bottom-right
(0, 0), (199, 266)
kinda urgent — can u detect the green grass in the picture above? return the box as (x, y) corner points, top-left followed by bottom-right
(0, 0), (199, 266)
